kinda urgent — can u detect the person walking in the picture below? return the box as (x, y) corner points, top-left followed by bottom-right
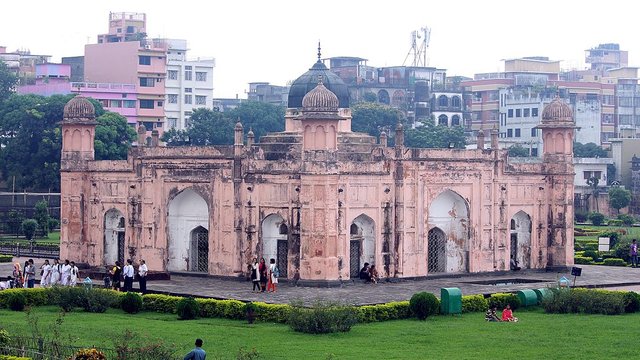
(111, 261), (122, 291)
(50, 259), (61, 286)
(267, 258), (278, 293)
(183, 338), (206, 360)
(138, 259), (148, 293)
(123, 259), (134, 292)
(25, 259), (36, 288)
(250, 258), (260, 292)
(258, 258), (267, 292)
(40, 260), (52, 287)
(12, 262), (23, 288)
(61, 260), (71, 286)
(69, 261), (79, 287)
(630, 239), (638, 268)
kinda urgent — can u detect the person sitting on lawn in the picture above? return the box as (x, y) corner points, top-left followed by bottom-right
(485, 305), (500, 322)
(501, 304), (518, 322)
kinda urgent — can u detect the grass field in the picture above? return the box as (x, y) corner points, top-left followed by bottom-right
(1, 306), (638, 359)
(0, 230), (60, 245)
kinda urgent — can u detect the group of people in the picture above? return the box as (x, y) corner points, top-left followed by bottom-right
(359, 262), (380, 283)
(249, 257), (279, 293)
(3, 259), (79, 289)
(485, 304), (518, 322)
(107, 259), (148, 293)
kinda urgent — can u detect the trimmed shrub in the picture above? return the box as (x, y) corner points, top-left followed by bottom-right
(488, 293), (521, 310)
(288, 300), (358, 334)
(582, 250), (599, 261)
(542, 288), (626, 315)
(409, 292), (439, 320)
(6, 292), (26, 311)
(589, 212), (605, 226)
(177, 297), (200, 320)
(0, 288), (48, 309)
(81, 289), (119, 313)
(251, 302), (292, 323)
(121, 292), (143, 314)
(0, 254), (12, 263)
(617, 214), (636, 226)
(0, 356), (31, 360)
(142, 294), (182, 313)
(613, 238), (632, 263)
(462, 294), (489, 313)
(623, 291), (640, 313)
(21, 219), (38, 241)
(0, 329), (10, 346)
(607, 219), (623, 226)
(574, 256), (594, 265)
(602, 258), (627, 267)
(574, 211), (589, 223)
(48, 286), (85, 312)
(356, 301), (411, 323)
(72, 348), (107, 360)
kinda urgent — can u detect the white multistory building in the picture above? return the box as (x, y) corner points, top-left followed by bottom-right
(163, 39), (215, 130)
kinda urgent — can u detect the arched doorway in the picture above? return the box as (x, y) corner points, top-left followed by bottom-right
(510, 211), (532, 269)
(190, 226), (209, 272)
(167, 189), (209, 271)
(262, 214), (288, 278)
(104, 209), (125, 265)
(427, 227), (446, 273)
(349, 214), (375, 278)
(378, 90), (390, 104)
(428, 190), (470, 273)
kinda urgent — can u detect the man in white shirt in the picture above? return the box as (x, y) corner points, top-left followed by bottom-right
(138, 259), (148, 294)
(123, 259), (135, 292)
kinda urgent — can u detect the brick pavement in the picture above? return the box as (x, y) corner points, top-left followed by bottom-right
(2, 258), (639, 305)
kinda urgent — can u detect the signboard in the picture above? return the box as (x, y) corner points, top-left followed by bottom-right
(598, 237), (610, 252)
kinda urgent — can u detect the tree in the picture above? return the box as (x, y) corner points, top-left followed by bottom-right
(225, 101), (285, 140)
(7, 210), (25, 237)
(0, 60), (18, 101)
(608, 187), (632, 214)
(351, 102), (405, 140)
(404, 122), (466, 149)
(573, 142), (608, 158)
(184, 108), (234, 146)
(21, 219), (38, 241)
(588, 212), (605, 226)
(508, 144), (530, 157)
(587, 176), (601, 213)
(34, 199), (51, 237)
(363, 92), (377, 102)
(94, 112), (137, 160)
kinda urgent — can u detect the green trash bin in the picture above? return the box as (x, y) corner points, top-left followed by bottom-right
(534, 288), (551, 303)
(440, 287), (462, 314)
(517, 289), (538, 307)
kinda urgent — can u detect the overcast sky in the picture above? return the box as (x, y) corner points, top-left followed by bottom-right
(1, 0), (638, 98)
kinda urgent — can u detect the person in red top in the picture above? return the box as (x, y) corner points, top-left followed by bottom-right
(501, 304), (518, 322)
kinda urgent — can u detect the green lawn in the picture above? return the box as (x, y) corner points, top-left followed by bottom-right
(1, 307), (638, 359)
(0, 231), (60, 245)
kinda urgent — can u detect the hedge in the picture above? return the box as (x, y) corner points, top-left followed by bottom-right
(602, 258), (627, 267)
(574, 256), (594, 265)
(0, 356), (31, 360)
(0, 254), (12, 263)
(461, 294), (488, 313)
(542, 288), (630, 315)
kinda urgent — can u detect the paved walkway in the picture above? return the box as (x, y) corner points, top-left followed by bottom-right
(3, 258), (639, 305)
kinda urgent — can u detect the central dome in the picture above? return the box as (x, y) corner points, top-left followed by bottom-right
(302, 82), (339, 111)
(288, 60), (349, 108)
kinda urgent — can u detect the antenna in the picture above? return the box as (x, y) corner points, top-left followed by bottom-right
(402, 26), (431, 67)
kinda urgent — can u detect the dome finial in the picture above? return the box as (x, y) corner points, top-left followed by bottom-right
(317, 41), (321, 62)
(317, 74), (324, 85)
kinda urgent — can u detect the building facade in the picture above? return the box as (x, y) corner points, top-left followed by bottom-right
(60, 59), (575, 283)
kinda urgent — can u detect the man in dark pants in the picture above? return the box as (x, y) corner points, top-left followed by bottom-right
(122, 259), (135, 292)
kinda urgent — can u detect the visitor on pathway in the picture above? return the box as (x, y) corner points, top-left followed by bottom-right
(359, 263), (371, 282)
(25, 259), (36, 288)
(510, 256), (521, 271)
(630, 239), (638, 268)
(123, 259), (135, 292)
(259, 258), (267, 292)
(251, 258), (260, 292)
(369, 264), (380, 284)
(69, 261), (79, 286)
(183, 338), (206, 360)
(40, 260), (52, 287)
(50, 259), (61, 286)
(501, 304), (518, 322)
(267, 258), (278, 293)
(12, 262), (22, 288)
(61, 259), (71, 286)
(138, 259), (148, 293)
(485, 306), (500, 322)
(111, 261), (122, 291)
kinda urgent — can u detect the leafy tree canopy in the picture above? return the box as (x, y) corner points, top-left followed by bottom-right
(0, 60), (18, 101)
(608, 187), (631, 212)
(224, 101), (285, 140)
(351, 102), (405, 139)
(405, 121), (466, 149)
(574, 142), (608, 158)
(162, 108), (234, 146)
(508, 144), (531, 157)
(94, 112), (137, 160)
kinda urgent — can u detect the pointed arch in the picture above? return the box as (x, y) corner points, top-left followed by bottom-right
(104, 208), (125, 265)
(510, 210), (532, 269)
(167, 188), (209, 271)
(349, 214), (375, 278)
(428, 190), (470, 273)
(427, 227), (446, 273)
(261, 213), (288, 277)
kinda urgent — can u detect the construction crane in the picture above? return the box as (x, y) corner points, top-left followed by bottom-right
(403, 27), (431, 67)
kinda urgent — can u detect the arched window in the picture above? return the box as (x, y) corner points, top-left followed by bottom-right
(451, 115), (461, 126)
(438, 95), (449, 107)
(451, 96), (461, 108)
(438, 114), (448, 126)
(279, 223), (289, 235)
(350, 223), (360, 235)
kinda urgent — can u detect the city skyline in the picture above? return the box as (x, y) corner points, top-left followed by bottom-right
(1, 0), (638, 98)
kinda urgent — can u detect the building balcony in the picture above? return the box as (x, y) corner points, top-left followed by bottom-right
(71, 82), (136, 93)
